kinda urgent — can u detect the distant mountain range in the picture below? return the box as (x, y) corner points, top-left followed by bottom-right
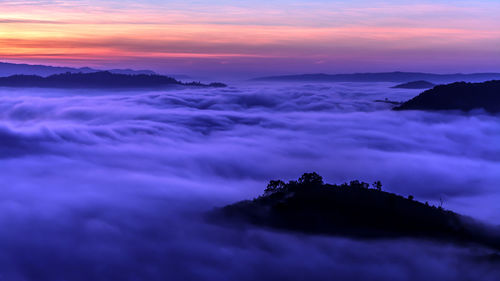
(0, 72), (227, 89)
(391, 80), (436, 89)
(253, 72), (500, 84)
(0, 62), (156, 77)
(394, 80), (500, 113)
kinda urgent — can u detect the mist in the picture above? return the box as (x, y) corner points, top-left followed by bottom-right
(0, 82), (499, 280)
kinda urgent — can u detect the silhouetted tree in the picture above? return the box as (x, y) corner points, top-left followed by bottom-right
(298, 172), (323, 186)
(349, 180), (369, 189)
(372, 181), (382, 191)
(349, 180), (360, 187)
(408, 195), (414, 201)
(265, 180), (286, 195)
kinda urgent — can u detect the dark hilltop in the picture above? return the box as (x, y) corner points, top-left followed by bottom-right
(391, 80), (436, 89)
(394, 80), (500, 113)
(0, 71), (227, 89)
(210, 173), (500, 251)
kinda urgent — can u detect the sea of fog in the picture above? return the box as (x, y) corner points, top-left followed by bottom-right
(0, 82), (499, 280)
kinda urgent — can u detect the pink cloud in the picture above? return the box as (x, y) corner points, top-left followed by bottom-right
(1, 0), (499, 75)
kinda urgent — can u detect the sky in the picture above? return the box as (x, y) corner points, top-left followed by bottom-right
(1, 0), (500, 77)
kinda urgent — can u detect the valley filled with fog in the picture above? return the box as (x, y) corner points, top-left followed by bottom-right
(0, 82), (499, 280)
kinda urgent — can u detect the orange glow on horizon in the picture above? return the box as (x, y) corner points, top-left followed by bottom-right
(1, 0), (500, 73)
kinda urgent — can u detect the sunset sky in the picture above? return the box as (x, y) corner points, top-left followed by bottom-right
(1, 0), (500, 77)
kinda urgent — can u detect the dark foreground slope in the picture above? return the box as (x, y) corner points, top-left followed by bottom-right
(0, 71), (227, 89)
(392, 80), (436, 89)
(394, 80), (500, 113)
(211, 173), (500, 251)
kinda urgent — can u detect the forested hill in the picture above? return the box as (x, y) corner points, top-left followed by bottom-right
(211, 173), (500, 251)
(0, 71), (227, 89)
(394, 80), (500, 113)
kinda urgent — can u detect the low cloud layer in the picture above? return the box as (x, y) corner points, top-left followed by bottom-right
(0, 82), (499, 280)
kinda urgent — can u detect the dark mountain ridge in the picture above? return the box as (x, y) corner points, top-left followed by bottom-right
(394, 80), (500, 113)
(0, 72), (227, 89)
(0, 61), (155, 77)
(253, 72), (500, 84)
(210, 173), (500, 251)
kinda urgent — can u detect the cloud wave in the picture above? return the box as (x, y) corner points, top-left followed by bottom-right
(0, 82), (499, 280)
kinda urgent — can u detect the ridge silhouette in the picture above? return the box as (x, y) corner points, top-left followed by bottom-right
(394, 80), (500, 113)
(211, 172), (500, 251)
(0, 71), (227, 89)
(253, 72), (500, 83)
